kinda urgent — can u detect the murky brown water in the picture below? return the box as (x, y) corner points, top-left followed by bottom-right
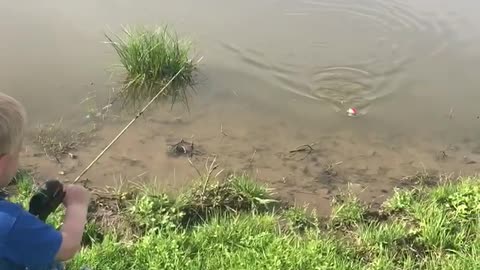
(2, 0), (480, 214)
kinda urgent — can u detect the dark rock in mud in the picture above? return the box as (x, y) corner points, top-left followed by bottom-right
(167, 139), (202, 157)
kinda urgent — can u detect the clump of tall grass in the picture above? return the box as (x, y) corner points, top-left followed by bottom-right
(124, 174), (279, 233)
(330, 189), (368, 228)
(105, 26), (197, 109)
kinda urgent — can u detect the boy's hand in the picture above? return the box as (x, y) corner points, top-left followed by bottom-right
(62, 184), (91, 207)
(55, 184), (91, 261)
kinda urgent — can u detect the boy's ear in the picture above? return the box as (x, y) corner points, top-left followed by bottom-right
(0, 153), (8, 168)
(0, 153), (16, 184)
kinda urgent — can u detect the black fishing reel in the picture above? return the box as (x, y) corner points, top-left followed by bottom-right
(28, 179), (66, 222)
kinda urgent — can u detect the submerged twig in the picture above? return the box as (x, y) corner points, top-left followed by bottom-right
(289, 144), (314, 154)
(249, 149), (257, 164)
(289, 142), (317, 160)
(220, 124), (228, 137)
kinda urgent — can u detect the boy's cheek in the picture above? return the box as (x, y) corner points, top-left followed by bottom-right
(5, 154), (19, 184)
(0, 151), (20, 187)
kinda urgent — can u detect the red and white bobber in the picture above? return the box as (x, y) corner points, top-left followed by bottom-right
(347, 107), (358, 117)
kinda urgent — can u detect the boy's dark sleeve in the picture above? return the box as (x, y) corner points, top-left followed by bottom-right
(6, 210), (63, 266)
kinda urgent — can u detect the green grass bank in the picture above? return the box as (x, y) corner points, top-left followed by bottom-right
(7, 171), (480, 270)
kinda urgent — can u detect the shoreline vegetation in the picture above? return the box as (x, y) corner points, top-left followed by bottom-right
(7, 169), (480, 269)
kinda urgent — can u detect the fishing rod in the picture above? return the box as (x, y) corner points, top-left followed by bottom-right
(29, 56), (204, 221)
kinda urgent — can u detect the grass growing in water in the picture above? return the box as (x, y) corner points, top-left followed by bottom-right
(6, 171), (480, 269)
(105, 26), (197, 109)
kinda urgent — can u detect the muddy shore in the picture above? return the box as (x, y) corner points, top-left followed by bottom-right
(20, 102), (480, 216)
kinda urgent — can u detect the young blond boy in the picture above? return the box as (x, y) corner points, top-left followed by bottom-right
(0, 92), (90, 269)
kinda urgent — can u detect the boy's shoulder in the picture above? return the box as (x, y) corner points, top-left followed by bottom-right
(0, 198), (24, 213)
(0, 199), (63, 268)
(0, 199), (24, 237)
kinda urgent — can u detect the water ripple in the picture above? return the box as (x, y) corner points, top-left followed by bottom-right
(221, 0), (455, 112)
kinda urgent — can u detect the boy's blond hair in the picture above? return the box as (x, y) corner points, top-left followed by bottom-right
(0, 92), (26, 155)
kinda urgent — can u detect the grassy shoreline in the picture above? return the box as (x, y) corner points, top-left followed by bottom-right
(8, 171), (480, 269)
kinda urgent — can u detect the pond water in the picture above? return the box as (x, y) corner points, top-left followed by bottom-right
(2, 0), (480, 214)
